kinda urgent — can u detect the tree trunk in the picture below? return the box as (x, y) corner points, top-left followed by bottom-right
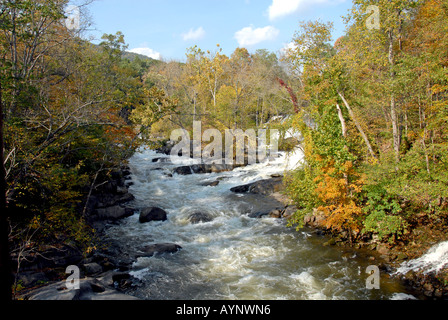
(338, 92), (377, 159)
(336, 104), (347, 138)
(388, 29), (401, 162)
(391, 95), (401, 161)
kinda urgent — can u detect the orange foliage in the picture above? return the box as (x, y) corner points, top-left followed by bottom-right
(315, 161), (365, 234)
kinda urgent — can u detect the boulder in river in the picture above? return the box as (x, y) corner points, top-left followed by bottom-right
(94, 206), (135, 221)
(137, 243), (182, 258)
(248, 212), (270, 219)
(230, 177), (284, 196)
(188, 212), (213, 224)
(199, 180), (220, 187)
(173, 164), (235, 176)
(173, 166), (193, 175)
(139, 207), (168, 223)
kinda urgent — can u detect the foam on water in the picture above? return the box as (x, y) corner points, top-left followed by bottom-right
(104, 146), (415, 300)
(395, 241), (448, 275)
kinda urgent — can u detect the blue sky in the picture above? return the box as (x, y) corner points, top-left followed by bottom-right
(82, 0), (353, 62)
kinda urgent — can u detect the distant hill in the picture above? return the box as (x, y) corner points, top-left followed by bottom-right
(123, 50), (161, 65)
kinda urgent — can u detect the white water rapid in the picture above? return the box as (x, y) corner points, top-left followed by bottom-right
(395, 241), (448, 276)
(104, 146), (416, 300)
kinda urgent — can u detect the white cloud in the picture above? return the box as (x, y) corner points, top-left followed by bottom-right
(280, 41), (298, 56)
(129, 47), (162, 60)
(268, 0), (302, 20)
(182, 27), (206, 41)
(268, 0), (344, 20)
(234, 25), (280, 47)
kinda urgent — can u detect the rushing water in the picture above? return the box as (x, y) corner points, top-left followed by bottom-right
(104, 147), (417, 300)
(395, 241), (448, 276)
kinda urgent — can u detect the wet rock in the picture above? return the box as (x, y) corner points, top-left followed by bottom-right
(191, 164), (208, 174)
(93, 192), (135, 210)
(323, 238), (337, 246)
(200, 180), (220, 187)
(173, 166), (193, 175)
(137, 243), (182, 258)
(230, 184), (251, 193)
(396, 252), (408, 262)
(112, 272), (132, 286)
(24, 277), (140, 300)
(188, 212), (213, 224)
(303, 209), (327, 229)
(269, 209), (283, 219)
(82, 263), (103, 276)
(282, 206), (298, 219)
(156, 141), (176, 155)
(139, 207), (168, 223)
(173, 163), (236, 176)
(206, 164), (235, 173)
(152, 157), (170, 163)
(376, 244), (390, 256)
(94, 206), (135, 221)
(230, 177), (284, 196)
(248, 212), (269, 219)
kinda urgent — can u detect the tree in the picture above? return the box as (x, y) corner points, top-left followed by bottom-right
(344, 0), (419, 162)
(284, 20), (366, 238)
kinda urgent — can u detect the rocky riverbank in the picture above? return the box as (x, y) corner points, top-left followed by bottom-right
(14, 166), (142, 300)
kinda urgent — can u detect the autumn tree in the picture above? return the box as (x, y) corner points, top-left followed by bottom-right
(284, 20), (366, 239)
(0, 0), (156, 298)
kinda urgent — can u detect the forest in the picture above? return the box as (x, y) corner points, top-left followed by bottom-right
(0, 0), (447, 300)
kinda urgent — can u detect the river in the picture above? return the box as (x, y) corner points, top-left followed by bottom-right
(104, 146), (418, 300)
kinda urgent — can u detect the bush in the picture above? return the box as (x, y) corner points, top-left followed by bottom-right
(361, 183), (408, 243)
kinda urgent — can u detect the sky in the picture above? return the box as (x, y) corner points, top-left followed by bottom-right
(80, 0), (353, 62)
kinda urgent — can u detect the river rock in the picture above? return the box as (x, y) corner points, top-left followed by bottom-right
(206, 164), (235, 173)
(188, 212), (213, 224)
(82, 263), (103, 276)
(303, 209), (327, 229)
(137, 243), (182, 258)
(200, 180), (220, 187)
(94, 206), (135, 221)
(248, 212), (270, 219)
(173, 164), (235, 176)
(173, 166), (193, 175)
(282, 206), (298, 219)
(24, 277), (140, 300)
(230, 177), (284, 196)
(152, 157), (170, 163)
(269, 209), (283, 219)
(139, 207), (168, 223)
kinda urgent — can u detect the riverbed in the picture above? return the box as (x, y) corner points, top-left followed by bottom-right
(104, 147), (417, 300)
